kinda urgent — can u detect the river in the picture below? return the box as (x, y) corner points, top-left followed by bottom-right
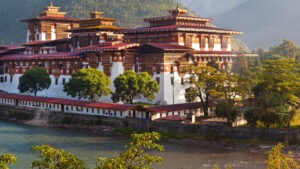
(0, 121), (265, 169)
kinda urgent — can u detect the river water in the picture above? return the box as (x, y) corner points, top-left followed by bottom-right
(0, 121), (266, 169)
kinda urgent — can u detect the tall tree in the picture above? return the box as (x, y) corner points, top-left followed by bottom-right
(18, 68), (51, 96)
(269, 39), (300, 59)
(112, 70), (159, 104)
(184, 66), (226, 117)
(31, 145), (86, 169)
(96, 132), (164, 169)
(253, 58), (300, 127)
(63, 68), (111, 101)
(0, 154), (17, 169)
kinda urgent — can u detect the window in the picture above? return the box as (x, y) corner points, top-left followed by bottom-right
(62, 78), (65, 85)
(55, 78), (58, 85)
(156, 66), (160, 74)
(156, 77), (160, 85)
(171, 77), (174, 85)
(185, 36), (193, 48)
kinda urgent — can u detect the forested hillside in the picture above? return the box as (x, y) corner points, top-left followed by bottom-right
(0, 0), (186, 44)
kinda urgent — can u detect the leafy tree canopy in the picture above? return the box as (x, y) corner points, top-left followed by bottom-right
(251, 58), (300, 128)
(266, 143), (300, 169)
(31, 144), (86, 169)
(269, 39), (300, 59)
(112, 70), (159, 104)
(96, 132), (164, 169)
(63, 68), (111, 101)
(184, 65), (224, 116)
(0, 154), (17, 169)
(18, 67), (51, 96)
(184, 65), (246, 117)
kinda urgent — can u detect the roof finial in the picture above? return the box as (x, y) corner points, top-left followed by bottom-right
(177, 3), (179, 9)
(50, 1), (53, 7)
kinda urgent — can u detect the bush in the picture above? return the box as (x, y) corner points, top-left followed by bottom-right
(266, 143), (300, 169)
(215, 100), (239, 126)
(244, 108), (261, 127)
(260, 110), (280, 128)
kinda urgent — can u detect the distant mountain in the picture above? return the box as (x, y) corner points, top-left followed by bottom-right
(177, 0), (247, 17)
(0, 0), (185, 44)
(214, 0), (300, 49)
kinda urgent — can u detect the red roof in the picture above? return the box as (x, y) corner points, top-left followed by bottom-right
(76, 43), (140, 52)
(0, 52), (81, 61)
(0, 45), (25, 55)
(23, 39), (70, 46)
(0, 93), (136, 111)
(192, 51), (237, 57)
(144, 43), (193, 51)
(23, 41), (52, 46)
(145, 102), (201, 113)
(121, 25), (242, 35)
(0, 45), (24, 50)
(144, 15), (212, 23)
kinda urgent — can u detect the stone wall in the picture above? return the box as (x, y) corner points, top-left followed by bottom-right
(1, 105), (300, 143)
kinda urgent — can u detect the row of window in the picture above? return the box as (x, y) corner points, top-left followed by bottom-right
(0, 98), (149, 119)
(0, 76), (13, 83)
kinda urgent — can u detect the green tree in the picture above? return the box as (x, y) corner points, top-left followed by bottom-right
(18, 68), (51, 96)
(64, 68), (111, 101)
(253, 58), (300, 127)
(269, 39), (300, 60)
(266, 143), (300, 169)
(184, 66), (227, 117)
(96, 132), (164, 169)
(0, 154), (17, 169)
(215, 100), (239, 126)
(112, 70), (159, 104)
(31, 144), (86, 169)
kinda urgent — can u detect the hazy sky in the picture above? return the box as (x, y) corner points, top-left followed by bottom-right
(178, 0), (248, 16)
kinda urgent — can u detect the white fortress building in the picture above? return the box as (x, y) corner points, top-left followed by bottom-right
(0, 3), (253, 105)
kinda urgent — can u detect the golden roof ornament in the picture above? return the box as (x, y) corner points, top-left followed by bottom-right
(168, 5), (188, 16)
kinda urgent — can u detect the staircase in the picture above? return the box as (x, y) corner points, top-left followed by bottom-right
(25, 109), (50, 127)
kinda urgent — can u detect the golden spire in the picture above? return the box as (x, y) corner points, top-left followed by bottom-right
(50, 1), (53, 7)
(169, 5), (188, 16)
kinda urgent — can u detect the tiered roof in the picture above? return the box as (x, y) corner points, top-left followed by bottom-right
(121, 25), (242, 35)
(67, 11), (124, 33)
(21, 2), (80, 23)
(121, 6), (242, 35)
